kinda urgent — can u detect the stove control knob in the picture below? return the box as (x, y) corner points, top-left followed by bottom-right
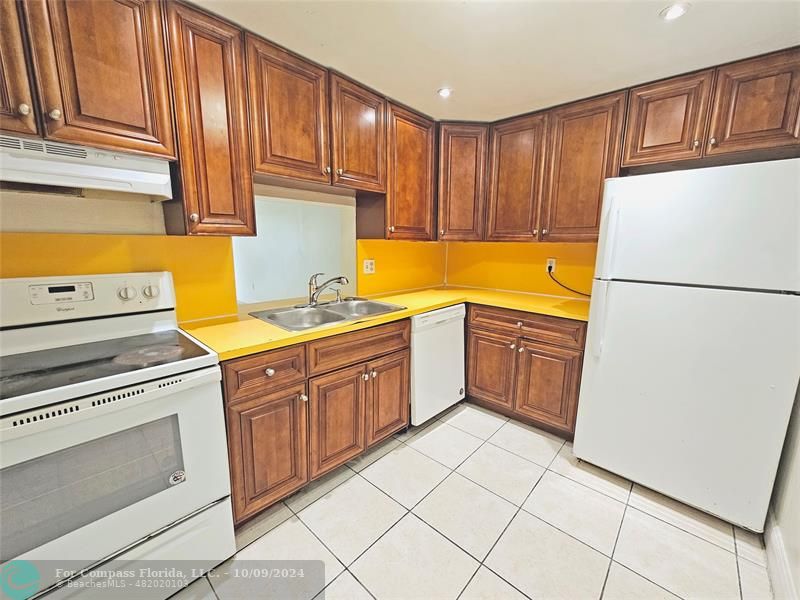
(117, 286), (137, 301)
(142, 285), (160, 299)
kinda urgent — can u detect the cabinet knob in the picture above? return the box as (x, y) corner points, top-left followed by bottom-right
(325, 166), (331, 174)
(299, 394), (308, 402)
(509, 343), (516, 350)
(440, 229), (445, 236)
(371, 370), (377, 378)
(692, 139), (700, 148)
(516, 321), (523, 328)
(518, 347), (524, 353)
(533, 229), (538, 236)
(362, 373), (370, 381)
(189, 213), (199, 223)
(542, 229), (548, 235)
(336, 168), (343, 175)
(47, 108), (62, 120)
(265, 368), (275, 377)
(709, 137), (717, 147)
(388, 226), (395, 233)
(17, 103), (30, 116)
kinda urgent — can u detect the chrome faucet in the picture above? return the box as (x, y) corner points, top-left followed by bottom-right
(308, 273), (349, 306)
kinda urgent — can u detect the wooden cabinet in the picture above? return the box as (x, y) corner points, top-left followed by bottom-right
(246, 34), (331, 184)
(707, 49), (800, 156)
(0, 0), (38, 136)
(307, 320), (410, 376)
(466, 328), (517, 410)
(165, 2), (255, 236)
(386, 103), (436, 240)
(623, 70), (715, 166)
(308, 363), (367, 479)
(486, 113), (547, 241)
(437, 123), (488, 241)
(23, 0), (174, 157)
(541, 92), (626, 242)
(223, 345), (306, 404)
(365, 350), (410, 446)
(467, 305), (586, 437)
(330, 73), (387, 192)
(513, 340), (582, 434)
(226, 382), (309, 524)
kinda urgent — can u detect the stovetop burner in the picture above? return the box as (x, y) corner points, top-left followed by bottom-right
(0, 330), (209, 400)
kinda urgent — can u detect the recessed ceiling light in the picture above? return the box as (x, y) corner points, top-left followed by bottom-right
(437, 88), (453, 98)
(659, 3), (690, 20)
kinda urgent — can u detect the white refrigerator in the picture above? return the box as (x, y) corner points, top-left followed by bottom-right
(573, 158), (800, 532)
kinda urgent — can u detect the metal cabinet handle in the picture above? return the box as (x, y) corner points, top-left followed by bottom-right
(325, 166), (331, 174)
(265, 368), (275, 377)
(709, 137), (717, 147)
(388, 226), (395, 233)
(516, 321), (523, 328)
(362, 373), (370, 381)
(17, 103), (30, 116)
(189, 213), (200, 223)
(518, 347), (524, 353)
(692, 139), (700, 148)
(336, 168), (343, 175)
(48, 108), (62, 120)
(440, 229), (445, 236)
(533, 229), (538, 236)
(299, 394), (308, 402)
(542, 229), (548, 235)
(509, 343), (516, 350)
(371, 370), (377, 378)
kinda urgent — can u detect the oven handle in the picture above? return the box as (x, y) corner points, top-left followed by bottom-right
(0, 366), (221, 440)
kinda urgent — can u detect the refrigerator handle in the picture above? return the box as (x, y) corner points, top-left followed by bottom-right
(591, 281), (611, 359)
(600, 202), (622, 278)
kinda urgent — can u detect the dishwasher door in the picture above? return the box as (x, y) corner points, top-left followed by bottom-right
(410, 304), (466, 425)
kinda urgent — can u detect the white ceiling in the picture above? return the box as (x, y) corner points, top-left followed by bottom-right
(195, 0), (800, 121)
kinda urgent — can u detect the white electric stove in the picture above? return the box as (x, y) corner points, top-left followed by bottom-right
(0, 272), (235, 598)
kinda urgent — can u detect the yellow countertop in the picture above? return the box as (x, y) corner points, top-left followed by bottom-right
(181, 287), (590, 362)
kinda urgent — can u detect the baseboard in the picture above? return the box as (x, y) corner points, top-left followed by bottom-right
(765, 509), (799, 600)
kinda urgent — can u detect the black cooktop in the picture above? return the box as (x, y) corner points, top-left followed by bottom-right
(0, 330), (209, 400)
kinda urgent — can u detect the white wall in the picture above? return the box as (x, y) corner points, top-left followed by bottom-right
(232, 191), (356, 304)
(770, 384), (800, 599)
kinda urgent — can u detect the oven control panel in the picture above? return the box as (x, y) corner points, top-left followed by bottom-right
(29, 282), (94, 305)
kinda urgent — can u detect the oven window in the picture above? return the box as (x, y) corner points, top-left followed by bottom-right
(0, 415), (184, 562)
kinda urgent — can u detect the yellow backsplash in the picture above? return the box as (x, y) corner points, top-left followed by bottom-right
(0, 233), (238, 323)
(356, 240), (447, 295)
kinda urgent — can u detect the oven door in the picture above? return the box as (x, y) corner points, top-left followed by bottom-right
(0, 366), (231, 581)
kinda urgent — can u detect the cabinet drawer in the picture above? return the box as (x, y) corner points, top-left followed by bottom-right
(224, 345), (306, 403)
(307, 320), (410, 376)
(468, 305), (586, 349)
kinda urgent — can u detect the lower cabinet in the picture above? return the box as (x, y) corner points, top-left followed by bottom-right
(226, 382), (309, 524)
(308, 363), (367, 479)
(365, 350), (410, 446)
(466, 305), (586, 437)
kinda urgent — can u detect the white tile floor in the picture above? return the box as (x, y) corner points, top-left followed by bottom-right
(174, 403), (774, 600)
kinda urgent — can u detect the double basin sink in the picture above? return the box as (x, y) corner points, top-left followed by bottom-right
(250, 299), (406, 332)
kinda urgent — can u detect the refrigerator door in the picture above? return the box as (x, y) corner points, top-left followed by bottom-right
(574, 280), (800, 531)
(595, 158), (800, 292)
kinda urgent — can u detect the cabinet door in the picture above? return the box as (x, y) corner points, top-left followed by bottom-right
(438, 123), (488, 241)
(386, 103), (436, 240)
(366, 350), (410, 446)
(308, 364), (367, 479)
(0, 0), (38, 135)
(514, 340), (582, 435)
(24, 0), (174, 157)
(707, 49), (800, 155)
(466, 328), (517, 410)
(226, 383), (309, 524)
(166, 2), (255, 235)
(246, 34), (330, 183)
(330, 73), (386, 192)
(541, 92), (626, 242)
(622, 70), (715, 166)
(486, 114), (547, 241)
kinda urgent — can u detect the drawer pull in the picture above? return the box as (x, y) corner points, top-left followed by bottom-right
(265, 368), (275, 377)
(516, 321), (523, 328)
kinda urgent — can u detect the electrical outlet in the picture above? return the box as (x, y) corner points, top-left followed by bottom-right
(546, 258), (557, 273)
(363, 259), (375, 274)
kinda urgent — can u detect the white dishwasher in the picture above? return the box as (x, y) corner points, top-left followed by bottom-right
(410, 304), (466, 425)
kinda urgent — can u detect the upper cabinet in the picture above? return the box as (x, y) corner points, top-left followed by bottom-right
(165, 1), (255, 236)
(330, 74), (387, 192)
(541, 91), (626, 242)
(437, 123), (488, 241)
(386, 103), (436, 240)
(246, 35), (331, 184)
(486, 113), (547, 241)
(0, 0), (38, 136)
(622, 70), (715, 166)
(23, 0), (174, 157)
(707, 49), (800, 156)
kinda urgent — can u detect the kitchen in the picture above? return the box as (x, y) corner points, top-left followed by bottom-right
(0, 1), (798, 599)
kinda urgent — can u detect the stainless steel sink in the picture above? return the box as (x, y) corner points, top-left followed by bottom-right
(324, 299), (405, 319)
(250, 300), (405, 332)
(249, 306), (346, 331)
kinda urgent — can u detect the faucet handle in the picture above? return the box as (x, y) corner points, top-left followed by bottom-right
(308, 272), (325, 287)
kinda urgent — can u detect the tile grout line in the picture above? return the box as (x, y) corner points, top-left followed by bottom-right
(733, 528), (745, 600)
(598, 500), (629, 599)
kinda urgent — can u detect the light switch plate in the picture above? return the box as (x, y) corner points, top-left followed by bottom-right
(363, 259), (375, 274)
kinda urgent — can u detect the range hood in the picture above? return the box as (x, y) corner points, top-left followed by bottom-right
(0, 134), (173, 199)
